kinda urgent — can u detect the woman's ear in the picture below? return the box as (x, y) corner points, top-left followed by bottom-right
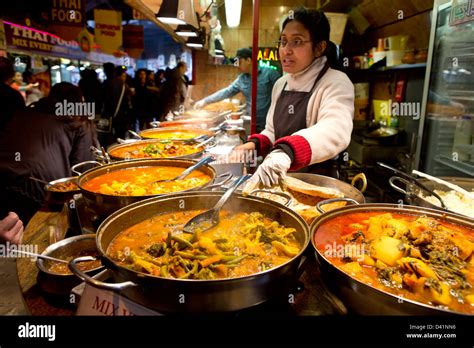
(314, 41), (328, 58)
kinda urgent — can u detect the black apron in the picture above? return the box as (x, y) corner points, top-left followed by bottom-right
(273, 61), (339, 178)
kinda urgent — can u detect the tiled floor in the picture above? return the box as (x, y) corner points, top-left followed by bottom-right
(0, 259), (29, 315)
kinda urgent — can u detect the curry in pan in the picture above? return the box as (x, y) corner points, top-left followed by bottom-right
(140, 130), (203, 140)
(82, 166), (211, 196)
(109, 141), (202, 159)
(107, 211), (302, 280)
(314, 212), (474, 314)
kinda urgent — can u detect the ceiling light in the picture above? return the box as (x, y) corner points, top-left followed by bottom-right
(156, 0), (199, 28)
(175, 24), (199, 37)
(225, 0), (242, 28)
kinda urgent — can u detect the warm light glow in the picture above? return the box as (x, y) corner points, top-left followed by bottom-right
(176, 31), (198, 37)
(2, 20), (61, 39)
(186, 43), (203, 48)
(157, 17), (187, 25)
(225, 0), (242, 28)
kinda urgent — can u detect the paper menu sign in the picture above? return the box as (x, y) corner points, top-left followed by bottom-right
(76, 283), (162, 316)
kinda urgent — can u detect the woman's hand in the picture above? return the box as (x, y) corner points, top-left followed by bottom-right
(242, 150), (292, 193)
(0, 212), (24, 245)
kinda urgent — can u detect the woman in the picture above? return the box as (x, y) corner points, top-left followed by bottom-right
(238, 8), (354, 189)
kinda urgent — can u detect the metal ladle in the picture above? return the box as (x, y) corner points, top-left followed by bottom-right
(182, 174), (251, 234)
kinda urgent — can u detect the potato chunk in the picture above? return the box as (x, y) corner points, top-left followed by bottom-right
(370, 236), (404, 266)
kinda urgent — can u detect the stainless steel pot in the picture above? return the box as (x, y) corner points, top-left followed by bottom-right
(287, 173), (367, 201)
(69, 191), (310, 312)
(106, 139), (206, 162)
(311, 203), (474, 315)
(74, 159), (228, 217)
(139, 127), (214, 141)
(43, 176), (80, 206)
(37, 234), (103, 296)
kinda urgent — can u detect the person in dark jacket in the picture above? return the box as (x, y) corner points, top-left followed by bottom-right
(0, 83), (98, 223)
(0, 57), (25, 130)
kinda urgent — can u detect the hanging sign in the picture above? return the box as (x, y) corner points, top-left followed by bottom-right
(48, 0), (85, 40)
(94, 9), (122, 55)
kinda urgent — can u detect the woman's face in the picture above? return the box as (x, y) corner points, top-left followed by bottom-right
(279, 20), (322, 74)
(14, 72), (23, 84)
(138, 71), (146, 84)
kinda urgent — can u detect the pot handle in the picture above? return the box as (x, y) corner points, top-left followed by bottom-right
(127, 130), (142, 139)
(351, 173), (367, 193)
(316, 197), (359, 214)
(249, 190), (293, 207)
(71, 161), (103, 176)
(69, 256), (137, 291)
(389, 176), (409, 195)
(149, 121), (160, 128)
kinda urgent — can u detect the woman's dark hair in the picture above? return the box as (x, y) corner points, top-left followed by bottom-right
(33, 82), (84, 115)
(282, 7), (341, 68)
(135, 68), (147, 86)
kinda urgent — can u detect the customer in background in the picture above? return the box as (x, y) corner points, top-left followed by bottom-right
(160, 62), (188, 118)
(79, 68), (103, 118)
(0, 57), (25, 130)
(194, 47), (281, 132)
(133, 69), (160, 130)
(10, 71), (36, 102)
(23, 71), (44, 106)
(0, 82), (98, 223)
(100, 66), (132, 144)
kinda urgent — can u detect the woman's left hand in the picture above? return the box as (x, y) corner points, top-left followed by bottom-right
(243, 150), (292, 192)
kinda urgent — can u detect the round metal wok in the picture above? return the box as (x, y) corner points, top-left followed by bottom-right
(42, 176), (80, 206)
(106, 139), (206, 162)
(139, 127), (214, 141)
(311, 203), (474, 315)
(74, 158), (227, 217)
(69, 191), (310, 313)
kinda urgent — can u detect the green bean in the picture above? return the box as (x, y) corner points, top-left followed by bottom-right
(179, 260), (198, 279)
(171, 235), (193, 249)
(160, 265), (169, 277)
(225, 255), (248, 265)
(176, 255), (190, 272)
(175, 251), (207, 260)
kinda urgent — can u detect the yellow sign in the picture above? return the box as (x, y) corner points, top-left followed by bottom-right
(94, 9), (122, 55)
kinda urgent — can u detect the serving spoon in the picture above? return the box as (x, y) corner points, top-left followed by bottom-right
(7, 248), (68, 264)
(150, 156), (214, 184)
(182, 174), (251, 234)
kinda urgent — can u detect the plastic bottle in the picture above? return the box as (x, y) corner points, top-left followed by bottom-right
(452, 116), (472, 162)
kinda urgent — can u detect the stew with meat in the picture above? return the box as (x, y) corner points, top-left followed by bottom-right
(314, 211), (474, 314)
(82, 166), (211, 196)
(107, 211), (301, 280)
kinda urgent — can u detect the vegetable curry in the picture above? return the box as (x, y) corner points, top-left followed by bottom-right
(109, 141), (202, 159)
(107, 211), (302, 280)
(82, 166), (211, 196)
(314, 211), (474, 314)
(141, 130), (202, 140)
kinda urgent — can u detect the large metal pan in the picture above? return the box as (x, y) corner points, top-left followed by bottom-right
(311, 203), (474, 315)
(68, 191), (309, 313)
(389, 176), (474, 217)
(105, 139), (206, 162)
(74, 159), (228, 217)
(287, 173), (367, 203)
(139, 127), (214, 141)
